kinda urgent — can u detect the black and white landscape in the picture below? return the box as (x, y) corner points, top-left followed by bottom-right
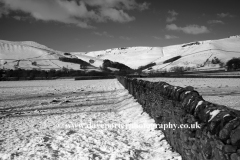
(1, 0), (240, 160)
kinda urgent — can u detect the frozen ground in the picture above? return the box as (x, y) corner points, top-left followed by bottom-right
(143, 78), (240, 110)
(0, 79), (181, 160)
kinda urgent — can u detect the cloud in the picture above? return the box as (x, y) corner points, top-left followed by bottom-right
(0, 0), (95, 28)
(93, 31), (113, 38)
(138, 2), (150, 11)
(100, 8), (135, 23)
(207, 20), (224, 24)
(0, 4), (9, 17)
(217, 13), (234, 18)
(166, 10), (178, 23)
(83, 0), (150, 11)
(13, 16), (21, 20)
(166, 24), (210, 35)
(166, 17), (177, 23)
(166, 24), (178, 30)
(0, 0), (149, 28)
(165, 35), (179, 39)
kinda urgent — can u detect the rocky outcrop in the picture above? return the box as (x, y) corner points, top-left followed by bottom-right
(117, 76), (240, 160)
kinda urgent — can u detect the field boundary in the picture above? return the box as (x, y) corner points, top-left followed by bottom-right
(117, 76), (240, 160)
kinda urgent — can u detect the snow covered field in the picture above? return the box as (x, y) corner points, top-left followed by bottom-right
(0, 79), (181, 160)
(143, 77), (240, 110)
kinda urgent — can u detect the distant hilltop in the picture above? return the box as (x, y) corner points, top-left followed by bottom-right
(1, 36), (240, 73)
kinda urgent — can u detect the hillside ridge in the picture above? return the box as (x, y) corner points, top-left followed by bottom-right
(1, 36), (240, 72)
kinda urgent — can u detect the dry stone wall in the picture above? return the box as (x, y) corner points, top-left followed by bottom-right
(117, 76), (240, 160)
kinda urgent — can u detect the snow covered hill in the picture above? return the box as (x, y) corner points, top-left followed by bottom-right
(81, 47), (164, 70)
(1, 36), (240, 72)
(0, 40), (127, 72)
(75, 36), (240, 72)
(150, 36), (240, 72)
(0, 40), (84, 70)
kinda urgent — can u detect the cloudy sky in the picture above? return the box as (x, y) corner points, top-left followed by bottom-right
(0, 0), (240, 52)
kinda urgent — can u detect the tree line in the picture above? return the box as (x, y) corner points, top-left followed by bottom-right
(0, 68), (113, 81)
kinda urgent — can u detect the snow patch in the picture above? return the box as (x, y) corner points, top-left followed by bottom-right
(223, 114), (230, 118)
(208, 110), (221, 122)
(195, 101), (204, 111)
(163, 85), (169, 88)
(185, 91), (191, 95)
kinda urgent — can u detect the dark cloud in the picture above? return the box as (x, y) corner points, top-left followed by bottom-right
(0, 0), (149, 28)
(0, 3), (9, 17)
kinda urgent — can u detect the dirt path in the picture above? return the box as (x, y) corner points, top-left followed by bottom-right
(0, 79), (181, 160)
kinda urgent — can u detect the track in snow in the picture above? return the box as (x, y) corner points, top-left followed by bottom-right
(0, 79), (181, 160)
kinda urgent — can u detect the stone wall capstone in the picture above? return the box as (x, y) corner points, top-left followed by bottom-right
(116, 76), (240, 160)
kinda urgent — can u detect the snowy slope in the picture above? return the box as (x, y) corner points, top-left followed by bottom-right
(150, 36), (240, 71)
(0, 40), (126, 71)
(1, 36), (240, 72)
(83, 47), (163, 69)
(0, 40), (90, 70)
(72, 53), (104, 68)
(79, 36), (240, 71)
